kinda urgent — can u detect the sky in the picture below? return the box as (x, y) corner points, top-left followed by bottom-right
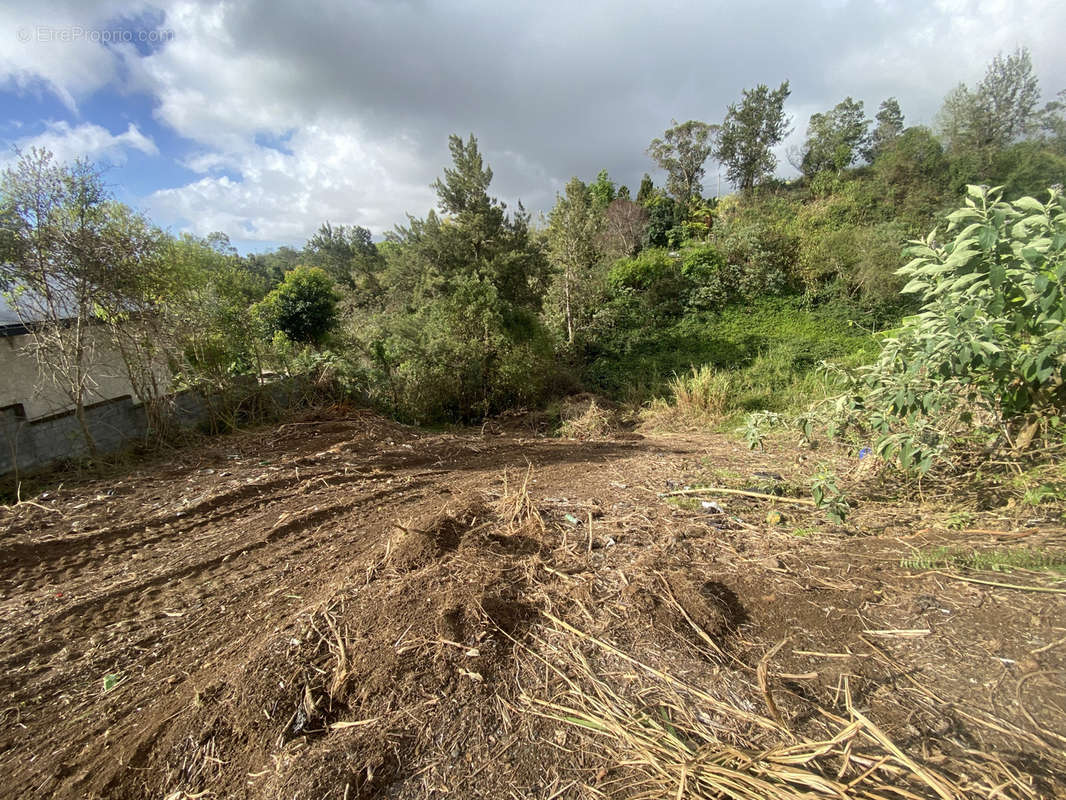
(1, 0), (1064, 254)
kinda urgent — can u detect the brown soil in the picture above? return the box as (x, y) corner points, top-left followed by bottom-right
(0, 409), (1064, 798)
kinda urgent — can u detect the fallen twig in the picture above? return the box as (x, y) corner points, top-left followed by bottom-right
(932, 571), (1066, 594)
(659, 486), (817, 507)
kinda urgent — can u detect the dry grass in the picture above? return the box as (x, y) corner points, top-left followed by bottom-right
(640, 366), (735, 432)
(497, 464), (546, 532)
(669, 366), (733, 419)
(519, 612), (1043, 800)
(559, 396), (619, 440)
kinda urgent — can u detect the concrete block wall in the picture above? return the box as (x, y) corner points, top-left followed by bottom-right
(0, 377), (314, 479)
(0, 397), (148, 477)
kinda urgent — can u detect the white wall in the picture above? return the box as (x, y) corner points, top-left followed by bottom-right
(0, 328), (147, 420)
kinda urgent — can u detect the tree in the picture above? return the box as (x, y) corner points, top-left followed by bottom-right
(636, 173), (656, 206)
(206, 231), (238, 257)
(245, 245), (300, 287)
(545, 178), (604, 344)
(255, 266), (339, 347)
(304, 221), (383, 300)
(800, 97), (870, 177)
(647, 120), (717, 205)
(715, 82), (792, 192)
(167, 234), (274, 398)
(975, 47), (1040, 149)
(1039, 89), (1066, 156)
(587, 169), (616, 209)
(864, 98), (904, 161)
(0, 148), (165, 455)
(641, 195), (681, 249)
(409, 133), (549, 313)
(936, 82), (978, 152)
(370, 134), (554, 421)
(434, 134), (494, 215)
(600, 198), (649, 259)
(938, 48), (1041, 155)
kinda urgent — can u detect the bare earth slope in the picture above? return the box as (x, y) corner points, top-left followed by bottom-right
(1, 410), (1064, 798)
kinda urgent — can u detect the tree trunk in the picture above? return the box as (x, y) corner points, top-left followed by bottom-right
(564, 265), (574, 345)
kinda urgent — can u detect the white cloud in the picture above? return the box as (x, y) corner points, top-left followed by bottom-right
(146, 123), (435, 240)
(5, 0), (1066, 245)
(8, 120), (158, 164)
(0, 0), (145, 110)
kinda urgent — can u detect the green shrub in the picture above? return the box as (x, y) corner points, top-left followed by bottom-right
(830, 186), (1066, 474)
(712, 218), (794, 298)
(254, 266), (339, 347)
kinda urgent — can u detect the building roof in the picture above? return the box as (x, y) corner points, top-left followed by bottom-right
(0, 293), (28, 335)
(0, 287), (72, 336)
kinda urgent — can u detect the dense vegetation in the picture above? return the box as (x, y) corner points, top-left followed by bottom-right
(2, 48), (1064, 476)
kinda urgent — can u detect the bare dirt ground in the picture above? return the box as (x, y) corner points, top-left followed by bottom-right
(1, 409), (1064, 799)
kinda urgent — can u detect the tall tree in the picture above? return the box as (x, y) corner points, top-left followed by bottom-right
(587, 169), (617, 209)
(715, 82), (792, 192)
(936, 83), (977, 152)
(647, 120), (717, 206)
(373, 134), (553, 420)
(545, 178), (604, 344)
(938, 48), (1041, 154)
(387, 133), (550, 314)
(975, 47), (1041, 149)
(864, 97), (905, 161)
(800, 97), (870, 177)
(636, 173), (656, 206)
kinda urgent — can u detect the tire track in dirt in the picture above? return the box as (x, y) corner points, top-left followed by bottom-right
(0, 466), (447, 800)
(0, 479), (434, 690)
(0, 462), (449, 596)
(0, 426), (646, 800)
(1, 470), (355, 569)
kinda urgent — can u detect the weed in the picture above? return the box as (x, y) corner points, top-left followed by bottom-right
(945, 511), (974, 530)
(810, 468), (848, 523)
(668, 365), (732, 420)
(743, 411), (784, 450)
(666, 496), (704, 512)
(902, 546), (1066, 574)
(1022, 483), (1066, 506)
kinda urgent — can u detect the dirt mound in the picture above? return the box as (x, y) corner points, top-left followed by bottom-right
(388, 494), (489, 571)
(151, 488), (554, 799)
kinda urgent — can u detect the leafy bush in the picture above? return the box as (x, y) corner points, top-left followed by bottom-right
(255, 266), (339, 347)
(712, 218), (795, 298)
(606, 248), (689, 320)
(831, 186), (1066, 474)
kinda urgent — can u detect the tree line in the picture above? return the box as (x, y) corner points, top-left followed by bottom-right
(2, 47), (1064, 452)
